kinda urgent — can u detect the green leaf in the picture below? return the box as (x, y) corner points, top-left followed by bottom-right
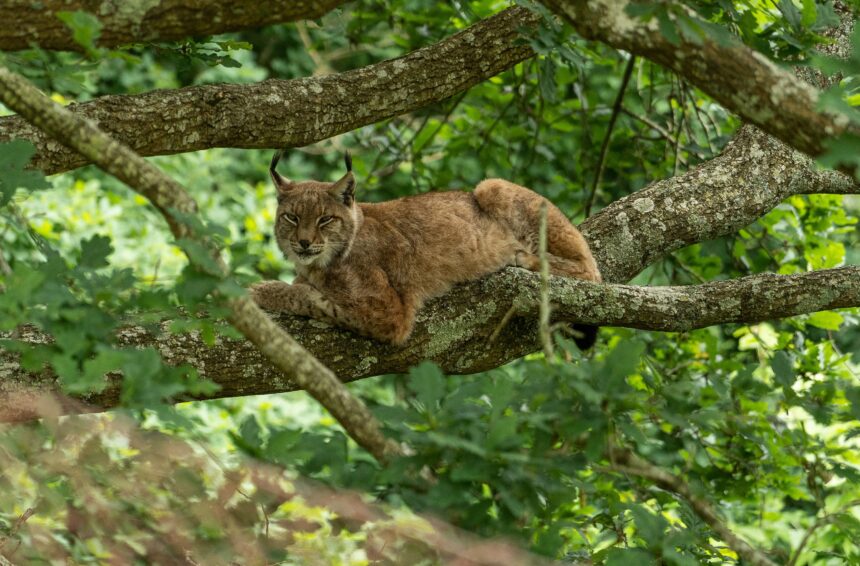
(601, 340), (645, 393)
(0, 140), (51, 206)
(658, 11), (681, 46)
(605, 547), (653, 566)
(676, 15), (704, 45)
(75, 348), (128, 394)
(175, 238), (224, 276)
(56, 11), (103, 53)
(408, 361), (446, 409)
(772, 351), (796, 387)
(214, 40), (253, 51)
(801, 0), (817, 27)
(539, 57), (558, 103)
(78, 235), (112, 269)
(239, 415), (263, 450)
(778, 0), (803, 31)
(807, 311), (843, 330)
(812, 0), (840, 30)
(630, 504), (667, 546)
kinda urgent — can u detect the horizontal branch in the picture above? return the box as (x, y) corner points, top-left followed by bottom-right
(0, 0), (348, 52)
(3, 266), (857, 420)
(581, 125), (859, 283)
(541, 0), (860, 177)
(0, 6), (538, 175)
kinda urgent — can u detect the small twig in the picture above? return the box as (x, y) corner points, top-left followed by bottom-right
(672, 86), (686, 177)
(489, 303), (520, 343)
(295, 22), (334, 76)
(477, 64), (529, 157)
(584, 56), (635, 217)
(621, 108), (691, 166)
(538, 203), (553, 358)
(0, 506), (35, 552)
(609, 448), (778, 566)
(0, 244), (11, 276)
(787, 499), (860, 566)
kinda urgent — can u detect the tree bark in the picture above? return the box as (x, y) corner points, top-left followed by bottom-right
(0, 6), (538, 175)
(583, 125), (857, 283)
(0, 0), (349, 52)
(540, 0), (860, 177)
(3, 264), (858, 421)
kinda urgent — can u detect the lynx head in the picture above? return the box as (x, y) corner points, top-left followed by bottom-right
(269, 150), (359, 269)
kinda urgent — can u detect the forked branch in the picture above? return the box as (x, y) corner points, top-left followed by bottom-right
(541, 0), (860, 177)
(0, 7), (539, 175)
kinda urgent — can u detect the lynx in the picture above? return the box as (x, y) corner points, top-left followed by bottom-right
(250, 151), (602, 348)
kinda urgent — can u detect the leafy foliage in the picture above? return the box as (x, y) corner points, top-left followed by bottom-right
(1, 0), (859, 564)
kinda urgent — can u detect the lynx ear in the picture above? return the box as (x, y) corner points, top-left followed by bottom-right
(329, 151), (355, 205)
(269, 150), (292, 196)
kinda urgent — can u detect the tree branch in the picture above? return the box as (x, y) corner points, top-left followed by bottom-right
(0, 6), (539, 175)
(581, 125), (859, 283)
(0, 65), (400, 462)
(0, 0), (349, 52)
(609, 448), (779, 566)
(3, 266), (858, 419)
(540, 0), (860, 177)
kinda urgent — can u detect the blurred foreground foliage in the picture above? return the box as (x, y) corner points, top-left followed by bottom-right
(1, 0), (860, 563)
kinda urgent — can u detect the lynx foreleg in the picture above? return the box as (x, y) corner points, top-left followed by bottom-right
(249, 280), (416, 346)
(249, 281), (353, 326)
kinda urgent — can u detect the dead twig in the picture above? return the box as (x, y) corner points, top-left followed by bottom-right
(538, 203), (553, 358)
(584, 56), (635, 217)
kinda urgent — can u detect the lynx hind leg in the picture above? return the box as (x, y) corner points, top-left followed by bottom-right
(474, 179), (601, 282)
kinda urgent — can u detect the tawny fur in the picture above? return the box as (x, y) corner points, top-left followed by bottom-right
(250, 153), (601, 346)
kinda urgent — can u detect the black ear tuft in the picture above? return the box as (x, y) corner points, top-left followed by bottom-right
(344, 151), (352, 173)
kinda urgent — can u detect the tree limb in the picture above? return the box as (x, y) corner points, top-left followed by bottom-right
(0, 0), (349, 52)
(0, 65), (400, 462)
(609, 448), (779, 566)
(0, 6), (539, 175)
(3, 266), (858, 419)
(540, 0), (860, 177)
(582, 124), (858, 283)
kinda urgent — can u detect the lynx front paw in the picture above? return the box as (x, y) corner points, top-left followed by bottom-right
(248, 280), (291, 311)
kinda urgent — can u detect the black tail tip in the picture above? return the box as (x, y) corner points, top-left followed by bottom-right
(270, 149), (285, 171)
(572, 324), (599, 350)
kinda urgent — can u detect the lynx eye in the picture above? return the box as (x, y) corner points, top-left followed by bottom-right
(281, 212), (298, 225)
(318, 215), (334, 226)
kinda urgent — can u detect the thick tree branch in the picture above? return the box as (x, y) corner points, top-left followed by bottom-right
(540, 0), (860, 177)
(3, 267), (858, 418)
(581, 125), (858, 283)
(0, 65), (400, 461)
(0, 7), (538, 175)
(0, 0), (349, 52)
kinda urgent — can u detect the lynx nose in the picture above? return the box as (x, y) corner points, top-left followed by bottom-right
(299, 239), (310, 249)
